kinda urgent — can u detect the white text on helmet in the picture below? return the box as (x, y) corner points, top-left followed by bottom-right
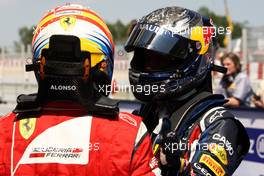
(139, 24), (173, 37)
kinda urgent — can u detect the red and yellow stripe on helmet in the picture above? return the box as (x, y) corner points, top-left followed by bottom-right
(32, 4), (114, 69)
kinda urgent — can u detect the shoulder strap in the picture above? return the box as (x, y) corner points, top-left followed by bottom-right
(170, 92), (212, 131)
(13, 94), (41, 114)
(13, 93), (119, 119)
(83, 96), (120, 118)
(170, 92), (226, 133)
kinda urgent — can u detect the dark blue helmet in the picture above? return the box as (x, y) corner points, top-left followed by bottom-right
(125, 6), (217, 101)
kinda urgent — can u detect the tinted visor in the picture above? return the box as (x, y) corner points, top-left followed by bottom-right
(131, 48), (195, 72)
(125, 23), (197, 58)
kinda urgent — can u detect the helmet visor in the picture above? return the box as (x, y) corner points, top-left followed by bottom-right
(125, 23), (197, 58)
(131, 48), (199, 72)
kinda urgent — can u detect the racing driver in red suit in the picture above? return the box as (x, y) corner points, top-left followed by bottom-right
(0, 4), (161, 176)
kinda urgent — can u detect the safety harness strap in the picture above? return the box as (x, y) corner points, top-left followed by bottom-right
(170, 92), (227, 133)
(13, 93), (119, 119)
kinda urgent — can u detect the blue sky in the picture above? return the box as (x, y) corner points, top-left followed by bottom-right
(0, 0), (262, 45)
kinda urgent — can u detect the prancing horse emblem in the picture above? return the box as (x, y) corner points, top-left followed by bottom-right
(60, 16), (76, 31)
(19, 118), (36, 140)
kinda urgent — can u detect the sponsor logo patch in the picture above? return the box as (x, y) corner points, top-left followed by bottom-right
(212, 133), (234, 155)
(19, 118), (36, 140)
(119, 113), (137, 126)
(256, 134), (264, 159)
(199, 154), (225, 176)
(190, 26), (214, 55)
(19, 117), (92, 165)
(29, 147), (83, 159)
(209, 110), (225, 123)
(209, 143), (228, 165)
(193, 162), (212, 176)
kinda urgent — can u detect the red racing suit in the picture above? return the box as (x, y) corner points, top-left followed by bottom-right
(0, 102), (161, 176)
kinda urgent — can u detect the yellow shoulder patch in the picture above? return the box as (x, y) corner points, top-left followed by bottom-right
(209, 143), (228, 165)
(19, 118), (36, 140)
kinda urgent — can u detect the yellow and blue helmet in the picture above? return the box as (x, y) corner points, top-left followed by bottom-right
(32, 4), (114, 83)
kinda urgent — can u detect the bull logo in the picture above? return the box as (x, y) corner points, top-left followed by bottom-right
(190, 26), (215, 55)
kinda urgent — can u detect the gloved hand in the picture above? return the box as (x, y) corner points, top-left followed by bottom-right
(160, 131), (181, 170)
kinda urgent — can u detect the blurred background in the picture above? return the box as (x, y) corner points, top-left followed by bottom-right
(0, 1), (264, 175)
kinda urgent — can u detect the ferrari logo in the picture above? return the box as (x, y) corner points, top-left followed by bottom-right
(19, 118), (36, 140)
(60, 16), (76, 31)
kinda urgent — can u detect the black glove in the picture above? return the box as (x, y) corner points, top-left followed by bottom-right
(160, 131), (181, 170)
